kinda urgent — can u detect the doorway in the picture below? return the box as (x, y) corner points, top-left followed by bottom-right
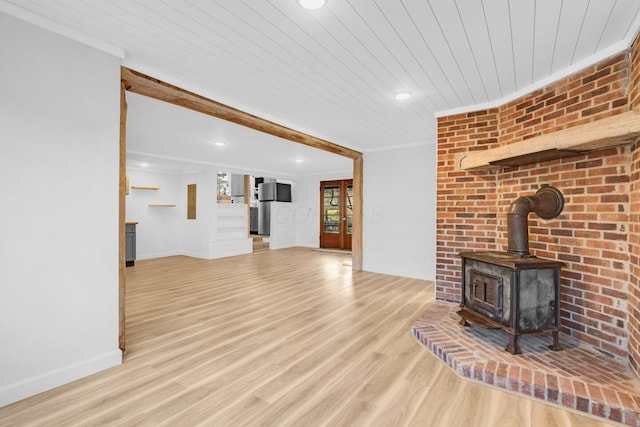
(120, 68), (364, 351)
(320, 179), (353, 250)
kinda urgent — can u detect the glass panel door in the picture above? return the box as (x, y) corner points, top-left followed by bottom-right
(346, 184), (353, 235)
(323, 185), (340, 234)
(320, 179), (353, 250)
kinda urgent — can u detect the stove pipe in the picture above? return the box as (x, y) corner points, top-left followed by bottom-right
(507, 186), (564, 256)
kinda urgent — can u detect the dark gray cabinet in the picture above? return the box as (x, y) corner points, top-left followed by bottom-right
(250, 207), (258, 234)
(125, 223), (136, 267)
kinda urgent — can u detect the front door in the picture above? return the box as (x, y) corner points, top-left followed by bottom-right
(320, 179), (353, 250)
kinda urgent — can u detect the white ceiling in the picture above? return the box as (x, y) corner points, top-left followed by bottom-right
(3, 0), (640, 176)
(125, 92), (353, 177)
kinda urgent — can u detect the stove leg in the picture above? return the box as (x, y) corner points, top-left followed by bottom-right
(457, 308), (470, 326)
(506, 334), (521, 354)
(549, 330), (561, 351)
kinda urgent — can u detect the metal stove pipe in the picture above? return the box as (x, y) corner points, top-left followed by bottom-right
(507, 186), (564, 256)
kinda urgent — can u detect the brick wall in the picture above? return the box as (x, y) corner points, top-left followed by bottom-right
(630, 138), (640, 373)
(630, 35), (640, 109)
(498, 53), (629, 146)
(628, 35), (640, 376)
(436, 110), (499, 302)
(436, 38), (640, 364)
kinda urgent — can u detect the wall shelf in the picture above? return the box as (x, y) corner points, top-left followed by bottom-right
(148, 204), (176, 207)
(458, 108), (640, 171)
(132, 186), (160, 190)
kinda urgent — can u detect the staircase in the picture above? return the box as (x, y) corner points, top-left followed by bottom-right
(252, 235), (270, 252)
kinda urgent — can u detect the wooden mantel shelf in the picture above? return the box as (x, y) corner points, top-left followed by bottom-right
(131, 185), (160, 190)
(459, 109), (640, 171)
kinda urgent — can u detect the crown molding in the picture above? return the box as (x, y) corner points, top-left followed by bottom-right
(434, 39), (632, 118)
(0, 0), (124, 58)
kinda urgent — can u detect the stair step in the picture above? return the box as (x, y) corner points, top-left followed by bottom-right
(252, 235), (270, 252)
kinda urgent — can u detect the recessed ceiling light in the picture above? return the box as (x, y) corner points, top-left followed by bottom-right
(213, 141), (225, 147)
(299, 0), (326, 10)
(394, 91), (412, 101)
(295, 159), (304, 163)
(139, 162), (149, 168)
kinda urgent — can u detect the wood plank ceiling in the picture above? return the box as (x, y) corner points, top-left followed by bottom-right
(4, 0), (640, 171)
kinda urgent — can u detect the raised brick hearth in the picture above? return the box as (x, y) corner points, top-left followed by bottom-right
(412, 302), (640, 425)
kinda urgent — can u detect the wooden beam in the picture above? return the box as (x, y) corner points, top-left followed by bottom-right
(119, 82), (127, 353)
(459, 109), (640, 171)
(352, 156), (363, 270)
(121, 67), (362, 160)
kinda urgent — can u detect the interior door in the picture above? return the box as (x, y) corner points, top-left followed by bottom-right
(320, 179), (353, 250)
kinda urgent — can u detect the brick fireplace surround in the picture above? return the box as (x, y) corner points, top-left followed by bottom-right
(427, 32), (640, 423)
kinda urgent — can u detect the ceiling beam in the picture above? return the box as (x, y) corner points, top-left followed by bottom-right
(121, 67), (362, 160)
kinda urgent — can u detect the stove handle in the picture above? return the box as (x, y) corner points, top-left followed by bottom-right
(471, 279), (478, 299)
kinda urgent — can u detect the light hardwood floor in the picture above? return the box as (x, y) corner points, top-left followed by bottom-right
(0, 248), (615, 426)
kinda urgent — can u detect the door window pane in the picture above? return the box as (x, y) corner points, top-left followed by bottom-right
(323, 186), (340, 233)
(346, 184), (353, 235)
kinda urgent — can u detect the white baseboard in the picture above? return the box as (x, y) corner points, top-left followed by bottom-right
(0, 350), (122, 408)
(209, 238), (252, 259)
(180, 250), (210, 260)
(136, 250), (181, 260)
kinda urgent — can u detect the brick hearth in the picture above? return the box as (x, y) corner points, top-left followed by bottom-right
(412, 302), (640, 426)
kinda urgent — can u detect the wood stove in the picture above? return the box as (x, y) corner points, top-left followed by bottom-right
(459, 251), (563, 354)
(458, 186), (565, 354)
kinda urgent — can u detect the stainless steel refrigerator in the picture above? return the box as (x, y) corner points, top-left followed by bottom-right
(258, 182), (291, 235)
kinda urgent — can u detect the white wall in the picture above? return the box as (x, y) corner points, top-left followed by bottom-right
(362, 144), (437, 281)
(126, 168), (252, 260)
(0, 13), (121, 406)
(270, 202), (297, 249)
(294, 171), (352, 248)
(126, 170), (182, 259)
(180, 170), (216, 259)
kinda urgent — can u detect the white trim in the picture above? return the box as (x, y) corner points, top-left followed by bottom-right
(136, 251), (182, 261)
(624, 9), (640, 45)
(180, 250), (210, 260)
(209, 239), (253, 259)
(0, 0), (125, 58)
(435, 40), (632, 118)
(0, 350), (122, 407)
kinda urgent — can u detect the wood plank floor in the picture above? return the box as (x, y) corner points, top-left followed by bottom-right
(0, 248), (616, 426)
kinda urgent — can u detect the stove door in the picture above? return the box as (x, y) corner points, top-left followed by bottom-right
(468, 270), (504, 321)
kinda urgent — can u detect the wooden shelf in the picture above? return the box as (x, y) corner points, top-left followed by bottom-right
(459, 109), (640, 171)
(148, 204), (176, 207)
(131, 186), (160, 190)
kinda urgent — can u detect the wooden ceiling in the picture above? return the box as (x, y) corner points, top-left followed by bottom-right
(3, 0), (640, 170)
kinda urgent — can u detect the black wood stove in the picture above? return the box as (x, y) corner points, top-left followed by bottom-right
(458, 186), (565, 354)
